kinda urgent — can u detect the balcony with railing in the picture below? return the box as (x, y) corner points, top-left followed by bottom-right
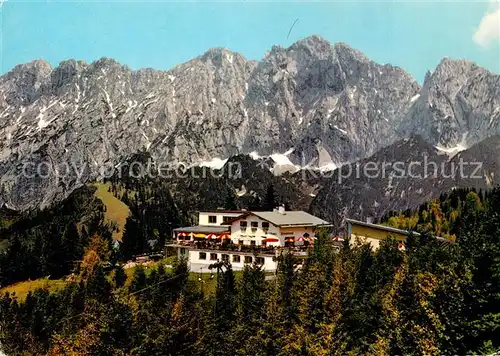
(167, 240), (277, 255)
(165, 239), (317, 257)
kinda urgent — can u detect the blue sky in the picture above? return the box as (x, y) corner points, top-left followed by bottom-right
(1, 0), (498, 82)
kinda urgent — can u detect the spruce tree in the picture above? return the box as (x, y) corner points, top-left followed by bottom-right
(263, 184), (276, 211)
(238, 262), (265, 325)
(129, 265), (147, 293)
(114, 265), (127, 288)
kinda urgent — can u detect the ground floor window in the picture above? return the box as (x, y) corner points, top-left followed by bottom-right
(199, 252), (206, 260)
(250, 240), (256, 246)
(232, 255), (240, 263)
(222, 254), (229, 262)
(210, 253), (218, 261)
(244, 256), (252, 264)
(256, 257), (265, 265)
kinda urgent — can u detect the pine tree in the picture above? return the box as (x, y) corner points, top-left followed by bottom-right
(120, 216), (141, 261)
(129, 265), (146, 293)
(276, 251), (297, 328)
(263, 184), (276, 211)
(214, 262), (237, 329)
(85, 263), (112, 301)
(457, 191), (483, 254)
(224, 189), (237, 210)
(114, 265), (127, 288)
(238, 262), (266, 325)
(463, 187), (500, 353)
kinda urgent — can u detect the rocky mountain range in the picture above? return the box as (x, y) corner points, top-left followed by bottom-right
(400, 58), (500, 152)
(0, 35), (498, 211)
(310, 135), (500, 227)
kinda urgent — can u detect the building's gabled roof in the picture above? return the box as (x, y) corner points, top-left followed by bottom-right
(173, 225), (230, 234)
(346, 218), (453, 243)
(222, 211), (331, 227)
(199, 210), (248, 214)
(346, 218), (421, 237)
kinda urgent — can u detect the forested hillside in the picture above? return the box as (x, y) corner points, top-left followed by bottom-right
(0, 186), (110, 287)
(0, 159), (289, 289)
(1, 186), (499, 354)
(106, 153), (306, 260)
(379, 187), (488, 240)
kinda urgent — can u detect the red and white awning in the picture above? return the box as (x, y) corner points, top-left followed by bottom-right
(297, 235), (314, 242)
(263, 237), (280, 243)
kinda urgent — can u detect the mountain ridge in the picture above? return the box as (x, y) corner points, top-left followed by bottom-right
(0, 35), (498, 211)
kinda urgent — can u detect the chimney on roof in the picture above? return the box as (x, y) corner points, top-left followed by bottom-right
(366, 216), (374, 224)
(278, 205), (285, 215)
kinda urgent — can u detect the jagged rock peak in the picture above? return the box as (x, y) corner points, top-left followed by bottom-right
(6, 59), (52, 77)
(399, 54), (500, 151)
(56, 59), (87, 70)
(436, 57), (479, 71)
(333, 41), (369, 63)
(290, 35), (334, 53)
(425, 57), (479, 84)
(85, 57), (134, 74)
(199, 47), (246, 66)
(0, 36), (497, 212)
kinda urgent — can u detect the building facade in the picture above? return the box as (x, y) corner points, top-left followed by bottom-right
(224, 210), (329, 247)
(345, 218), (452, 249)
(167, 207), (331, 272)
(198, 210), (244, 226)
(184, 248), (278, 272)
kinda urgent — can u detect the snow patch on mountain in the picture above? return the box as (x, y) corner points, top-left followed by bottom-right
(319, 162), (338, 172)
(333, 125), (347, 135)
(236, 185), (247, 196)
(198, 157), (229, 169)
(249, 151), (262, 161)
(435, 144), (467, 158)
(435, 132), (469, 158)
(270, 153), (295, 167)
(249, 148), (300, 174)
